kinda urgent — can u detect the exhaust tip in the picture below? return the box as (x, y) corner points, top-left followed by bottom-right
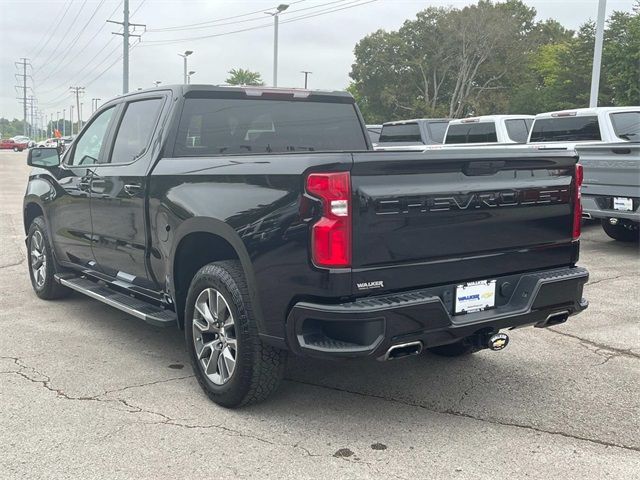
(381, 341), (423, 361)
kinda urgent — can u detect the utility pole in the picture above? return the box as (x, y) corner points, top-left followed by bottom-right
(267, 4), (289, 87)
(62, 108), (66, 136)
(301, 70), (312, 89)
(69, 86), (85, 132)
(70, 105), (74, 135)
(15, 58), (31, 135)
(108, 0), (145, 94)
(589, 0), (607, 107)
(29, 97), (35, 139)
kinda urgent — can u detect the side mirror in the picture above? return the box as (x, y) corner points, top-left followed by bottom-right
(27, 147), (60, 168)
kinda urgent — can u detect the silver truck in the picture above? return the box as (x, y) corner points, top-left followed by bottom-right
(528, 107), (640, 242)
(579, 143), (640, 242)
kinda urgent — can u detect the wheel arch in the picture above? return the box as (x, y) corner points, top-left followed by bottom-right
(169, 217), (264, 331)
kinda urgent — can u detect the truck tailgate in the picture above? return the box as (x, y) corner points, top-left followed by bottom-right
(350, 149), (579, 294)
(579, 143), (640, 197)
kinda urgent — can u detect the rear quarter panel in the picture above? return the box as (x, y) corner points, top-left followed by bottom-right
(148, 153), (355, 340)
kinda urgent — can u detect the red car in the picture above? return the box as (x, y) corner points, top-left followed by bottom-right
(0, 139), (28, 152)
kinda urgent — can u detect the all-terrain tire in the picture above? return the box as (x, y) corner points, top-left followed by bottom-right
(185, 260), (286, 408)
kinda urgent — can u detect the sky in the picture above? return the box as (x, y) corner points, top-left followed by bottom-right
(0, 0), (636, 123)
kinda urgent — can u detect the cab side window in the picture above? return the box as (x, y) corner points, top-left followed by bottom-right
(109, 98), (163, 164)
(68, 107), (115, 166)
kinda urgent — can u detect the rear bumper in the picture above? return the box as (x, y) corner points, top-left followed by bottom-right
(287, 266), (589, 359)
(582, 194), (639, 222)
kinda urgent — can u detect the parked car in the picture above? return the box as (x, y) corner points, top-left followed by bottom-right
(527, 106), (639, 144)
(0, 138), (27, 151)
(366, 124), (382, 144)
(24, 85), (589, 407)
(11, 135), (35, 148)
(441, 115), (534, 146)
(374, 118), (450, 150)
(528, 107), (640, 242)
(37, 138), (60, 148)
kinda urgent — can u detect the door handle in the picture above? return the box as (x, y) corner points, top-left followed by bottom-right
(78, 177), (91, 191)
(123, 183), (142, 196)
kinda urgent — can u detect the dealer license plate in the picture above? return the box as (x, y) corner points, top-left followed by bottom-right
(613, 197), (633, 211)
(455, 280), (496, 314)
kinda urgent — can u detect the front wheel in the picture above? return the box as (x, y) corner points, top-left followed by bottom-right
(27, 216), (71, 299)
(185, 260), (286, 408)
(601, 219), (639, 242)
(13, 147), (19, 152)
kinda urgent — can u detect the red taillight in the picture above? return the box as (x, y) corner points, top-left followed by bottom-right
(306, 171), (351, 268)
(572, 163), (583, 240)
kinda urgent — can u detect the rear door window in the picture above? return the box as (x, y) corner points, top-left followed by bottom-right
(505, 119), (529, 143)
(109, 98), (164, 164)
(174, 97), (366, 156)
(445, 122), (498, 144)
(379, 123), (422, 143)
(529, 116), (601, 142)
(610, 112), (640, 141)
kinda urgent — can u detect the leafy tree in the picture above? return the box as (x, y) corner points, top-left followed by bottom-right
(225, 68), (264, 86)
(350, 0), (639, 122)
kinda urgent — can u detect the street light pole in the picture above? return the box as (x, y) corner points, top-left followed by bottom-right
(187, 70), (196, 84)
(301, 70), (312, 89)
(62, 108), (65, 137)
(267, 4), (289, 87)
(178, 50), (193, 84)
(589, 0), (607, 107)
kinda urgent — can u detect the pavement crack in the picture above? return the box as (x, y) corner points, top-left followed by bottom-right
(100, 375), (194, 397)
(0, 259), (25, 269)
(586, 274), (637, 286)
(286, 379), (640, 453)
(547, 328), (640, 361)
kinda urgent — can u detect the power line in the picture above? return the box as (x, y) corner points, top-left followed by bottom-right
(28, 0), (74, 62)
(147, 0), (346, 33)
(34, 0), (91, 75)
(36, 1), (124, 86)
(140, 0), (378, 47)
(147, 0), (307, 32)
(37, 0), (110, 82)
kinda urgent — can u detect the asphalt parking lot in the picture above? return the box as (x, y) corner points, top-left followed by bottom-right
(1, 150), (638, 479)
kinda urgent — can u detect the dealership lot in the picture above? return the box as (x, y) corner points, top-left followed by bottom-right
(1, 150), (638, 479)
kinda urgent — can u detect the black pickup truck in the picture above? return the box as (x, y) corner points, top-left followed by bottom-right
(24, 85), (589, 407)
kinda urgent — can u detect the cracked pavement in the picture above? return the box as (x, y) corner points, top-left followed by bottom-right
(1, 150), (639, 479)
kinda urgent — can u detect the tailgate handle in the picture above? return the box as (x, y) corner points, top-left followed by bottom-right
(463, 161), (505, 176)
(611, 148), (631, 154)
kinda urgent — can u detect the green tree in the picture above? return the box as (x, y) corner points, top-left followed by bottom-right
(350, 1), (639, 122)
(225, 68), (264, 86)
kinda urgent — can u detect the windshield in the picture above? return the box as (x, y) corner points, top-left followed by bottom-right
(529, 116), (601, 142)
(175, 97), (367, 156)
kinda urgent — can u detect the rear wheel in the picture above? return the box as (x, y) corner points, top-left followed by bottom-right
(428, 339), (476, 357)
(185, 260), (286, 408)
(13, 147), (19, 152)
(27, 216), (71, 300)
(601, 220), (639, 242)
